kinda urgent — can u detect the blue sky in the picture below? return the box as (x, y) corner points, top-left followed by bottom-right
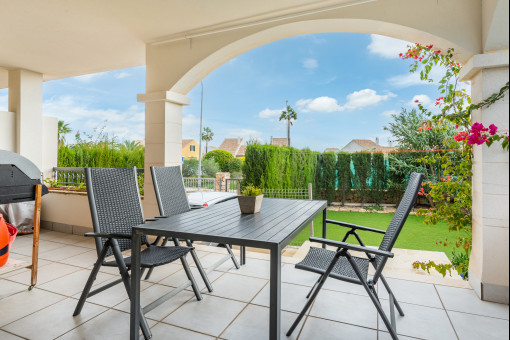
(0, 33), (447, 151)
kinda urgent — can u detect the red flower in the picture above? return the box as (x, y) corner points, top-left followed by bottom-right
(414, 99), (420, 103)
(426, 126), (432, 130)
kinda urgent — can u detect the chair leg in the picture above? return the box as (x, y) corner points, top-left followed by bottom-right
(180, 254), (202, 301)
(380, 275), (405, 316)
(226, 244), (241, 269)
(287, 253), (342, 337)
(186, 239), (213, 293)
(73, 241), (110, 316)
(347, 256), (399, 340)
(306, 276), (321, 299)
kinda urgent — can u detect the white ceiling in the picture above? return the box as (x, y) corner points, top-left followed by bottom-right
(0, 0), (360, 88)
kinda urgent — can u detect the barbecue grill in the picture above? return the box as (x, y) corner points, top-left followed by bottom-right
(0, 149), (48, 289)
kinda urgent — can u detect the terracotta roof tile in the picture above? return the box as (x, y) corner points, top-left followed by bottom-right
(323, 148), (340, 153)
(219, 138), (243, 156)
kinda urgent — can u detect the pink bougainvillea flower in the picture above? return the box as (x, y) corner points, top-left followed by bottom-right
(489, 124), (498, 136)
(426, 126), (432, 130)
(455, 125), (459, 129)
(414, 99), (420, 103)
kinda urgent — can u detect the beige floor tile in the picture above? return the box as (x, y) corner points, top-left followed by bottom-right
(299, 316), (377, 340)
(57, 309), (156, 340)
(58, 249), (99, 268)
(228, 258), (271, 279)
(0, 288), (65, 327)
(158, 267), (223, 292)
(221, 304), (302, 340)
(38, 269), (116, 297)
(39, 244), (92, 261)
(72, 239), (97, 249)
(72, 278), (153, 308)
(7, 262), (82, 285)
(0, 330), (24, 339)
(142, 263), (182, 283)
(3, 298), (107, 340)
(114, 283), (195, 321)
(448, 310), (510, 340)
(0, 279), (29, 300)
(252, 282), (318, 314)
(163, 295), (246, 337)
(310, 289), (378, 330)
(207, 272), (267, 302)
(149, 322), (214, 339)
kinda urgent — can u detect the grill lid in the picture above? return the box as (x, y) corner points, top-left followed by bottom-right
(0, 150), (49, 204)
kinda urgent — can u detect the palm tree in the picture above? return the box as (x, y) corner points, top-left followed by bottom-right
(201, 126), (214, 154)
(119, 140), (143, 152)
(58, 120), (72, 146)
(279, 101), (297, 147)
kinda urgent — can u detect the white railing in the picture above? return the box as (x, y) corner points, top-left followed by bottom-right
(182, 177), (216, 192)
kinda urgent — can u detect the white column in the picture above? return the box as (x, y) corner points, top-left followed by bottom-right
(137, 91), (189, 217)
(8, 69), (43, 170)
(460, 51), (509, 304)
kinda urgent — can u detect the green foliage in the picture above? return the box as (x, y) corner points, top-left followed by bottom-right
(279, 102), (298, 147)
(242, 144), (291, 189)
(201, 127), (214, 154)
(351, 152), (371, 207)
(241, 184), (263, 196)
(58, 120), (72, 146)
(201, 158), (220, 177)
(321, 154), (337, 204)
(371, 153), (386, 205)
(182, 158), (219, 177)
(203, 149), (234, 172)
(137, 173), (144, 196)
(227, 158), (243, 173)
(182, 158), (199, 177)
(336, 153), (352, 206)
(58, 131), (144, 169)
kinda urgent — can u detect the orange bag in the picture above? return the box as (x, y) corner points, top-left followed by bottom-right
(0, 213), (17, 267)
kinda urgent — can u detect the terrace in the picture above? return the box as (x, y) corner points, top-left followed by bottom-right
(0, 0), (508, 339)
(1, 230), (508, 339)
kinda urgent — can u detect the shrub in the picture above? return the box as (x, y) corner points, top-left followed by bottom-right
(201, 158), (220, 177)
(351, 152), (371, 207)
(204, 150), (234, 172)
(227, 158), (243, 173)
(337, 153), (352, 206)
(182, 158), (199, 177)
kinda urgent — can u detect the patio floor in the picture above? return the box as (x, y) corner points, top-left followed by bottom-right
(0, 230), (508, 340)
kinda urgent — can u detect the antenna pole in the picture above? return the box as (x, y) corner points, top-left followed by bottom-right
(198, 81), (204, 190)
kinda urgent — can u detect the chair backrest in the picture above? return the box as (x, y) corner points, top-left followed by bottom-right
(150, 166), (191, 217)
(86, 167), (147, 257)
(373, 172), (424, 281)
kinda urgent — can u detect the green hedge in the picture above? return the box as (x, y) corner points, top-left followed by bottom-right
(58, 142), (144, 168)
(203, 150), (234, 172)
(243, 145), (414, 205)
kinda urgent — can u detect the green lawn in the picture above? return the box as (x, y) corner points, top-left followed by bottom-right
(291, 210), (466, 255)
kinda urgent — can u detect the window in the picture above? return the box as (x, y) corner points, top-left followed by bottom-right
(190, 145), (195, 152)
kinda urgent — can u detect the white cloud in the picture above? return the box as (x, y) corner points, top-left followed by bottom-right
(343, 89), (396, 110)
(297, 97), (342, 113)
(114, 71), (131, 79)
(302, 58), (318, 69)
(381, 110), (399, 118)
(42, 95), (145, 141)
(409, 94), (432, 107)
(258, 108), (283, 119)
(296, 89), (396, 113)
(73, 72), (104, 83)
(367, 34), (410, 59)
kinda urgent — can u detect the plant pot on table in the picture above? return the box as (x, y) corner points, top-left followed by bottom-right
(237, 195), (263, 214)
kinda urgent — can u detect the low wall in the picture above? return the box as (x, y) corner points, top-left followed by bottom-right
(41, 190), (148, 235)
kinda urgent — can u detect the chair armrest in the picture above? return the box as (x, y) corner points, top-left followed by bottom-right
(325, 219), (386, 235)
(84, 232), (132, 239)
(145, 218), (157, 222)
(309, 237), (394, 258)
(154, 216), (168, 219)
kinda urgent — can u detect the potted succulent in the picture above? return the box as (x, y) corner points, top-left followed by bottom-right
(237, 184), (263, 214)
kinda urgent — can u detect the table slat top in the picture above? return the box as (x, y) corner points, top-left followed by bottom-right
(134, 198), (327, 249)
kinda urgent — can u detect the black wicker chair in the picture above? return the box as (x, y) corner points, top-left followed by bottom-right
(73, 167), (202, 339)
(287, 172), (424, 340)
(145, 165), (241, 289)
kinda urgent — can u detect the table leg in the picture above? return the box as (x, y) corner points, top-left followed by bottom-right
(269, 245), (281, 340)
(130, 231), (142, 340)
(322, 208), (327, 249)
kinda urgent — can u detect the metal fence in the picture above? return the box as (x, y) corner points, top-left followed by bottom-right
(53, 167), (144, 186)
(182, 177), (216, 192)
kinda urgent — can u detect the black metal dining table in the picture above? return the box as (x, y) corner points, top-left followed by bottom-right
(130, 197), (327, 340)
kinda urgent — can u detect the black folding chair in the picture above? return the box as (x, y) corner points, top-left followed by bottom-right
(73, 167), (202, 339)
(287, 172), (424, 340)
(145, 165), (241, 289)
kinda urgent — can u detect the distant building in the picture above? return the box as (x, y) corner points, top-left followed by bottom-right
(323, 148), (340, 154)
(270, 137), (288, 147)
(218, 137), (246, 158)
(182, 139), (201, 159)
(340, 138), (396, 153)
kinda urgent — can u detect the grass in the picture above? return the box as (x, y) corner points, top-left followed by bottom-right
(291, 210), (467, 255)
